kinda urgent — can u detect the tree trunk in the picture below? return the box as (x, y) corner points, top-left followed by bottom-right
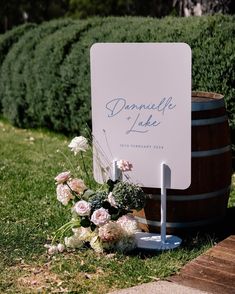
(173, 0), (232, 16)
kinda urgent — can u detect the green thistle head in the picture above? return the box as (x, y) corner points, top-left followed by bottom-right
(112, 181), (146, 211)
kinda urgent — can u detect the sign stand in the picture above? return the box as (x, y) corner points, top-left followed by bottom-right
(135, 162), (182, 251)
(112, 160), (181, 250)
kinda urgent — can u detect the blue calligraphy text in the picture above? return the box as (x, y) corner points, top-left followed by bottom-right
(105, 97), (176, 134)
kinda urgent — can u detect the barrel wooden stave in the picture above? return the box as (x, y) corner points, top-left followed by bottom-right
(134, 91), (232, 233)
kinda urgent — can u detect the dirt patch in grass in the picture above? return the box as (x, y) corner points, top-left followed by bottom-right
(14, 261), (67, 293)
(12, 257), (110, 293)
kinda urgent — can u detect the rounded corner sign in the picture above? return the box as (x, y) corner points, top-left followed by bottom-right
(90, 43), (191, 189)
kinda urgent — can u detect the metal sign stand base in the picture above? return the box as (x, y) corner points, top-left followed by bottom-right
(135, 162), (182, 251)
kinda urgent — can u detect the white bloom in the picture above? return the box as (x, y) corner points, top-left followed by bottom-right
(107, 192), (117, 207)
(64, 235), (83, 249)
(91, 208), (111, 227)
(90, 235), (103, 253)
(68, 136), (88, 155)
(57, 243), (65, 253)
(74, 200), (91, 216)
(117, 215), (140, 236)
(48, 245), (58, 255)
(56, 184), (74, 205)
(72, 226), (92, 242)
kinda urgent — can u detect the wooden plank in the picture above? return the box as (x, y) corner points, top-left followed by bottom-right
(170, 235), (235, 294)
(216, 239), (235, 254)
(228, 235), (235, 241)
(194, 254), (235, 274)
(206, 246), (235, 261)
(170, 274), (235, 294)
(179, 262), (235, 287)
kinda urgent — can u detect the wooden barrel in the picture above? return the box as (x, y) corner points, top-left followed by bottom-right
(134, 91), (232, 233)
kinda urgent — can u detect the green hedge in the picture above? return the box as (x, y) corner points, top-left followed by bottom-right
(0, 15), (234, 145)
(0, 23), (36, 65)
(0, 23), (37, 112)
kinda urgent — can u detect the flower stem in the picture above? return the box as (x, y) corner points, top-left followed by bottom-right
(80, 152), (91, 187)
(57, 150), (77, 175)
(52, 219), (80, 244)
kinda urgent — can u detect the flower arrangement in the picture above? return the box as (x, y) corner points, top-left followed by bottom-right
(45, 136), (146, 254)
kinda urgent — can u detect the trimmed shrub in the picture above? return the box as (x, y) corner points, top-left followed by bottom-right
(0, 23), (36, 65)
(25, 18), (103, 132)
(0, 23), (36, 111)
(0, 15), (234, 148)
(0, 19), (75, 127)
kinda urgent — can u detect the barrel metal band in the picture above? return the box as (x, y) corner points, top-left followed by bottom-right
(192, 99), (225, 111)
(192, 145), (231, 158)
(135, 216), (224, 228)
(146, 186), (230, 201)
(192, 115), (227, 126)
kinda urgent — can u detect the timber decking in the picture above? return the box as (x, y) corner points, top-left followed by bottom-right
(169, 235), (235, 294)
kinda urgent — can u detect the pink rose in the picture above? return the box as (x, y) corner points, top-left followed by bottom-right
(68, 178), (86, 194)
(74, 200), (91, 216)
(91, 208), (111, 227)
(117, 160), (133, 172)
(54, 171), (71, 184)
(56, 184), (74, 205)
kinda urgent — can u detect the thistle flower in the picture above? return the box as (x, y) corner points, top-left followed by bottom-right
(89, 192), (108, 212)
(112, 181), (146, 211)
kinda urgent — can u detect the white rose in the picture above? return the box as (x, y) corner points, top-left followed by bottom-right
(72, 226), (92, 242)
(64, 235), (83, 249)
(91, 208), (111, 227)
(117, 215), (140, 236)
(107, 192), (117, 207)
(68, 136), (88, 155)
(56, 184), (74, 205)
(74, 200), (91, 216)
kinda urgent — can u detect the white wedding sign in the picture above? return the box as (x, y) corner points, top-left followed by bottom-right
(90, 43), (191, 189)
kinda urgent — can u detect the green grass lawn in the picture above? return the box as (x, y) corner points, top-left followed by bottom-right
(0, 119), (234, 293)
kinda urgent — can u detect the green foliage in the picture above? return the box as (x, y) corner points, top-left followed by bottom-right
(0, 23), (36, 111)
(0, 23), (36, 65)
(112, 181), (146, 211)
(0, 19), (74, 128)
(0, 15), (234, 148)
(89, 191), (108, 212)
